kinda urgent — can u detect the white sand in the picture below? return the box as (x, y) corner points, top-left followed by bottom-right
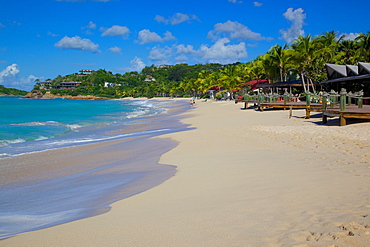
(2, 100), (370, 246)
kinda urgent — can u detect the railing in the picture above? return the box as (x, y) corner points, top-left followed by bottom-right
(239, 89), (369, 111)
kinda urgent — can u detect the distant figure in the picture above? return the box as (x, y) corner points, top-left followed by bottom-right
(189, 97), (195, 106)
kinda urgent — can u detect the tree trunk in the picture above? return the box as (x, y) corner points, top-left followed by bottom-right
(301, 73), (308, 93)
(309, 78), (316, 93)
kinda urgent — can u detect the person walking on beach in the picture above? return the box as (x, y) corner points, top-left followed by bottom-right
(189, 97), (195, 106)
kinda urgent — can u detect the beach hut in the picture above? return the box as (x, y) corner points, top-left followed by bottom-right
(321, 62), (370, 94)
(256, 80), (309, 94)
(241, 79), (269, 91)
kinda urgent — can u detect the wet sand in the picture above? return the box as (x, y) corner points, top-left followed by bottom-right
(2, 99), (370, 246)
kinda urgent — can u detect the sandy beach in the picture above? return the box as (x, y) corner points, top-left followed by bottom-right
(2, 99), (370, 246)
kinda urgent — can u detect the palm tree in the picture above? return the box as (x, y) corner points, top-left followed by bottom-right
(337, 39), (359, 64)
(291, 34), (320, 93)
(268, 44), (294, 82)
(355, 32), (370, 62)
(315, 31), (339, 64)
(219, 65), (244, 99)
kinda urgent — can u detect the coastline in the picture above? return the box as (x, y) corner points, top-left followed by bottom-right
(2, 99), (370, 246)
(0, 97), (191, 240)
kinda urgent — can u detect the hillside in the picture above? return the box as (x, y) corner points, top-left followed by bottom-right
(0, 85), (28, 96)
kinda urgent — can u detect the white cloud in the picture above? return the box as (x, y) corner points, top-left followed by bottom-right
(155, 13), (199, 25)
(253, 2), (262, 7)
(129, 57), (146, 72)
(138, 30), (176, 44)
(47, 31), (59, 37)
(199, 38), (247, 64)
(228, 0), (242, 3)
(0, 64), (43, 91)
(174, 44), (198, 55)
(341, 32), (360, 41)
(279, 8), (306, 43)
(175, 54), (189, 63)
(10, 21), (21, 26)
(82, 21), (96, 35)
(0, 23), (5, 28)
(109, 46), (122, 54)
(100, 25), (130, 38)
(148, 39), (247, 65)
(0, 64), (20, 79)
(208, 20), (271, 41)
(54, 36), (100, 52)
(148, 46), (173, 64)
(85, 21), (96, 29)
(117, 57), (146, 72)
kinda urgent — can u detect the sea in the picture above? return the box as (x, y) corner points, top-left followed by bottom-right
(0, 96), (191, 240)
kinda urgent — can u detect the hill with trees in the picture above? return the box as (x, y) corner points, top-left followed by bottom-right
(30, 31), (370, 99)
(0, 85), (28, 96)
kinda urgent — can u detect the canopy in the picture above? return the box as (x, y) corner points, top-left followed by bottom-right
(257, 80), (306, 88)
(321, 62), (370, 84)
(326, 64), (347, 79)
(241, 79), (269, 90)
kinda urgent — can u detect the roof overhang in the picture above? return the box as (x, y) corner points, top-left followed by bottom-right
(257, 80), (308, 88)
(320, 74), (370, 84)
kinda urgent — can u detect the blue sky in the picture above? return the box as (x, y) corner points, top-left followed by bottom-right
(1, 0), (369, 91)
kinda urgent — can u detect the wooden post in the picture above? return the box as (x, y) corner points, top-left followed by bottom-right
(283, 93), (288, 105)
(358, 98), (363, 108)
(306, 93), (311, 107)
(289, 106), (293, 118)
(330, 90), (336, 108)
(340, 88), (346, 112)
(322, 114), (328, 124)
(322, 93), (328, 110)
(305, 108), (310, 119)
(358, 91), (364, 108)
(347, 92), (352, 106)
(340, 114), (346, 126)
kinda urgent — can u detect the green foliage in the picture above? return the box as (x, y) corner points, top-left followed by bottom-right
(29, 31), (370, 98)
(0, 85), (28, 96)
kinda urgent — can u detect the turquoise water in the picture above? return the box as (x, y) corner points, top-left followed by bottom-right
(0, 97), (166, 154)
(0, 97), (190, 240)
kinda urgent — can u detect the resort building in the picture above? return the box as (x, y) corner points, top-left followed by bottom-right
(322, 62), (370, 93)
(104, 82), (115, 87)
(79, 69), (95, 75)
(157, 65), (174, 69)
(39, 80), (52, 89)
(144, 76), (156, 82)
(55, 81), (82, 89)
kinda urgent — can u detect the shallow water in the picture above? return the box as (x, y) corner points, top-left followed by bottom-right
(0, 97), (191, 240)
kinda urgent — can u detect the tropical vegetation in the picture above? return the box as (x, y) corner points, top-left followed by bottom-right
(0, 85), (28, 96)
(32, 31), (370, 99)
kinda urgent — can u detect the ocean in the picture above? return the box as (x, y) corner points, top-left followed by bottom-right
(0, 97), (190, 240)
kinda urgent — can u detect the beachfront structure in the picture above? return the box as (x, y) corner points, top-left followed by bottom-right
(39, 80), (52, 89)
(157, 65), (174, 69)
(144, 76), (156, 82)
(104, 82), (115, 88)
(79, 69), (95, 75)
(55, 81), (82, 89)
(321, 62), (370, 93)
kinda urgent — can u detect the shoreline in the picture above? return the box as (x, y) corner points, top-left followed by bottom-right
(2, 100), (370, 246)
(0, 98), (191, 240)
